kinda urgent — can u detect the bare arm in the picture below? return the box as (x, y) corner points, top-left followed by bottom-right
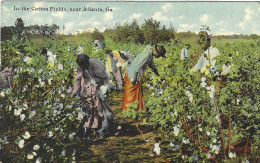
(71, 71), (82, 97)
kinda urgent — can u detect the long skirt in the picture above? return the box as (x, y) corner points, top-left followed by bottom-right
(83, 97), (114, 135)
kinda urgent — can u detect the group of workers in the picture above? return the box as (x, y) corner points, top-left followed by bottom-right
(1, 31), (227, 139)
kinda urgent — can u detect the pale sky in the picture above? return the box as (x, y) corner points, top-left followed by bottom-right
(1, 1), (260, 35)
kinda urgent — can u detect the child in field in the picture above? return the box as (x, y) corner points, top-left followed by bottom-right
(122, 45), (166, 111)
(71, 54), (114, 138)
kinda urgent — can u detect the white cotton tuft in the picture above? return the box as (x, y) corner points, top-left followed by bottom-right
(153, 143), (160, 155)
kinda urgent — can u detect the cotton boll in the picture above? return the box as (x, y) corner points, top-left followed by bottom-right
(169, 142), (175, 147)
(153, 143), (160, 155)
(29, 111), (36, 118)
(58, 64), (64, 70)
(8, 105), (12, 111)
(23, 104), (28, 110)
(23, 131), (31, 139)
(18, 139), (25, 148)
(23, 56), (32, 64)
(61, 94), (65, 98)
(237, 99), (240, 105)
(20, 114), (25, 121)
(229, 152), (236, 158)
(61, 150), (66, 156)
(182, 138), (190, 144)
(215, 114), (221, 125)
(209, 92), (215, 99)
(48, 131), (53, 137)
(33, 144), (40, 151)
(201, 82), (207, 87)
(77, 111), (85, 120)
(27, 154), (34, 160)
(14, 108), (22, 116)
(0, 91), (5, 97)
(69, 133), (74, 139)
(35, 158), (41, 163)
(173, 125), (180, 136)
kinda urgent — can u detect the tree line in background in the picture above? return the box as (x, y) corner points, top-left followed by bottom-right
(104, 19), (175, 44)
(1, 18), (260, 43)
(1, 18), (60, 41)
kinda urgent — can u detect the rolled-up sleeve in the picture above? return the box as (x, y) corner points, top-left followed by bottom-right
(71, 71), (82, 97)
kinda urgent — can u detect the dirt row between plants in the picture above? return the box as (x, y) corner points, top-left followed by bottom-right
(76, 91), (174, 163)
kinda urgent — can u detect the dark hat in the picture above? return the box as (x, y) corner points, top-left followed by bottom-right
(155, 45), (166, 58)
(185, 43), (191, 46)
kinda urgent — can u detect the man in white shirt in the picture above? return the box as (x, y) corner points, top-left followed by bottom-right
(190, 31), (220, 77)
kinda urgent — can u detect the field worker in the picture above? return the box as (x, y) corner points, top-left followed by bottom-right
(93, 40), (106, 52)
(105, 50), (132, 90)
(122, 45), (166, 111)
(0, 67), (13, 90)
(190, 31), (220, 78)
(181, 43), (191, 60)
(71, 54), (114, 139)
(190, 31), (222, 108)
(77, 41), (84, 54)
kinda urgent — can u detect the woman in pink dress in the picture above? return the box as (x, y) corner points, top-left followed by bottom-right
(71, 54), (114, 139)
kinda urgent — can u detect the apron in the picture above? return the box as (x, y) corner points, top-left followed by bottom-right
(122, 67), (145, 111)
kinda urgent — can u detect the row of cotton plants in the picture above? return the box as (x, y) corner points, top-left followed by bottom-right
(143, 40), (259, 162)
(0, 36), (92, 162)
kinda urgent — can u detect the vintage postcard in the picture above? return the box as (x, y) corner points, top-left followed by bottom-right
(0, 1), (259, 162)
